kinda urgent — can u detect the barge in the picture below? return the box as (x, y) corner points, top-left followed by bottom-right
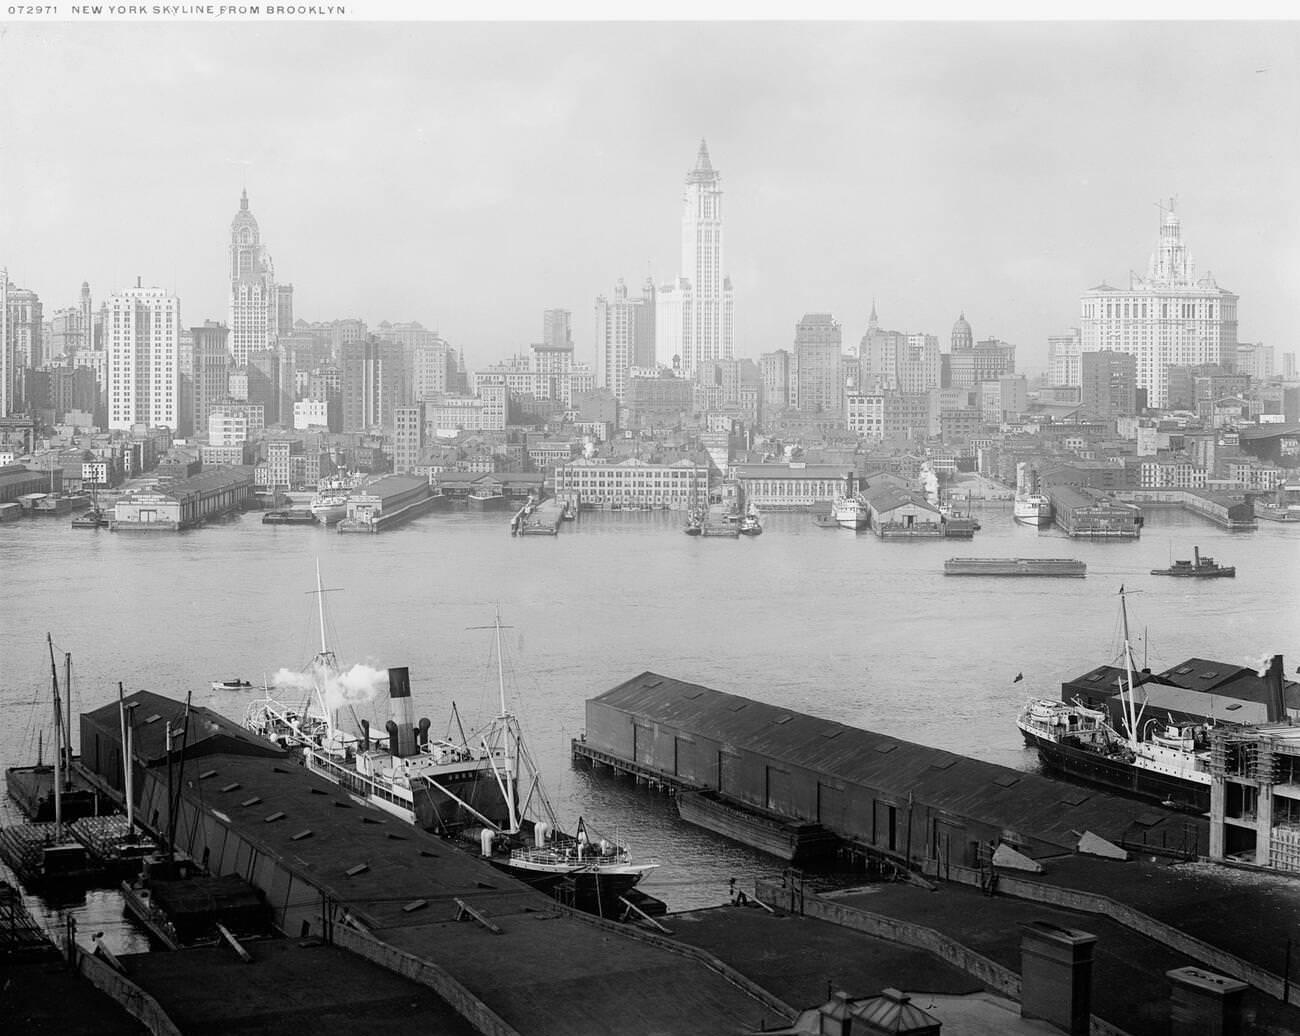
(676, 790), (838, 862)
(944, 557), (1086, 577)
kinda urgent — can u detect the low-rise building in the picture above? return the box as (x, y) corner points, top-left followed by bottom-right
(111, 467), (255, 531)
(731, 463), (856, 511)
(553, 457), (707, 510)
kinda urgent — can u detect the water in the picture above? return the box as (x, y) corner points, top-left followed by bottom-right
(2, 503), (1298, 948)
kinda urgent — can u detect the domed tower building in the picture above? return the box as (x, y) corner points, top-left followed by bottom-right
(951, 312), (973, 352)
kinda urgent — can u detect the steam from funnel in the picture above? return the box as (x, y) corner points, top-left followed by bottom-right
(271, 662), (389, 715)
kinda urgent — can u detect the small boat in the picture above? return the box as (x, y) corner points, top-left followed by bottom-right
(684, 506), (705, 536)
(71, 507), (110, 529)
(1151, 546), (1234, 578)
(211, 678), (254, 691)
(738, 511), (762, 536)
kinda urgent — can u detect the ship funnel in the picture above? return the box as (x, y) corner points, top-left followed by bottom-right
(418, 717), (430, 748)
(1265, 655), (1287, 724)
(387, 667), (416, 758)
(1194, 546), (1201, 567)
(360, 718), (370, 752)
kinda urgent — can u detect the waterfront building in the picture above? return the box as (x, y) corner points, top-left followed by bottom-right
(791, 313), (843, 415)
(1080, 202), (1238, 409)
(655, 141), (734, 376)
(1079, 349), (1138, 422)
(228, 190), (290, 366)
(112, 467), (255, 530)
(105, 283), (181, 432)
(1047, 328), (1083, 387)
(731, 462), (856, 510)
(553, 456), (706, 509)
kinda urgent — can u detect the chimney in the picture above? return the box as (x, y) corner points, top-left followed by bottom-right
(1167, 966), (1246, 1036)
(386, 667), (416, 758)
(1265, 655), (1287, 724)
(1019, 921), (1096, 1035)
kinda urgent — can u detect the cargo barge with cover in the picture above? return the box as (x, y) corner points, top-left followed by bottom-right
(944, 557), (1086, 577)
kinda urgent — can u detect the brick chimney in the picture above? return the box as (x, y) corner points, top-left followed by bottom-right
(1019, 921), (1096, 1035)
(1167, 966), (1247, 1036)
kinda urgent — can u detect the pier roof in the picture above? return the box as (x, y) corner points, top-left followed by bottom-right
(592, 672), (1202, 855)
(81, 690), (285, 766)
(160, 751), (787, 1034)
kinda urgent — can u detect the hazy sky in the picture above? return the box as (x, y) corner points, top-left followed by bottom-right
(2, 15), (1296, 374)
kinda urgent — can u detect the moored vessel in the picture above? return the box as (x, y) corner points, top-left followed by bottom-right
(1016, 589), (1216, 813)
(832, 493), (868, 530)
(1013, 462), (1053, 527)
(309, 470), (365, 525)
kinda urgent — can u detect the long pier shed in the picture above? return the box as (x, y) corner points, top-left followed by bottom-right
(579, 672), (1205, 868)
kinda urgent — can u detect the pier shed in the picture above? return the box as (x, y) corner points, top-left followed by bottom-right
(583, 673), (1204, 868)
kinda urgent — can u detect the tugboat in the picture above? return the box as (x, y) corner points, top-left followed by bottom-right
(1150, 546), (1235, 578)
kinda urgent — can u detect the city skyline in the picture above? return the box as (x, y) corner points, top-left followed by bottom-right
(1, 19), (1296, 375)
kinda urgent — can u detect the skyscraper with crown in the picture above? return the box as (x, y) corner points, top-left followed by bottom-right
(228, 189), (292, 367)
(655, 141), (734, 377)
(1079, 201), (1237, 409)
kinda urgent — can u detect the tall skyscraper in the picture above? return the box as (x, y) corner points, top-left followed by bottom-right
(105, 281), (181, 431)
(1080, 201), (1238, 408)
(191, 321), (231, 439)
(596, 280), (657, 402)
(228, 189), (289, 366)
(656, 141), (734, 377)
(1080, 349), (1138, 421)
(791, 313), (843, 414)
(1, 273), (44, 418)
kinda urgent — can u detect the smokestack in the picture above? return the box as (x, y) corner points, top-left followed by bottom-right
(387, 667), (416, 758)
(418, 717), (430, 748)
(1195, 546), (1201, 567)
(360, 718), (370, 752)
(1266, 655), (1287, 724)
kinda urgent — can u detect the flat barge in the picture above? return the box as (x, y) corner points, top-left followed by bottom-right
(676, 789), (838, 862)
(262, 509), (317, 525)
(944, 557), (1086, 577)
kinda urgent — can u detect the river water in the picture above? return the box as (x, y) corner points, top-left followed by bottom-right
(2, 500), (1297, 950)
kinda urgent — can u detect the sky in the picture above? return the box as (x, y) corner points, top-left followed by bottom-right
(1, 12), (1297, 376)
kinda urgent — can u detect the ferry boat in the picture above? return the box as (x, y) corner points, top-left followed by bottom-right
(211, 678), (254, 691)
(1255, 483), (1300, 523)
(1150, 546), (1234, 578)
(832, 493), (868, 530)
(309, 471), (364, 525)
(1013, 462), (1053, 527)
(1016, 590), (1215, 813)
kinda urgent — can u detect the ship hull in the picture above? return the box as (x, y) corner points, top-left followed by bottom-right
(482, 857), (651, 916)
(1013, 500), (1053, 527)
(1027, 732), (1210, 813)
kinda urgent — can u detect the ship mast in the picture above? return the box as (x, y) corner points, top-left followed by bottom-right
(47, 634), (63, 832)
(1117, 588), (1146, 747)
(494, 613), (520, 834)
